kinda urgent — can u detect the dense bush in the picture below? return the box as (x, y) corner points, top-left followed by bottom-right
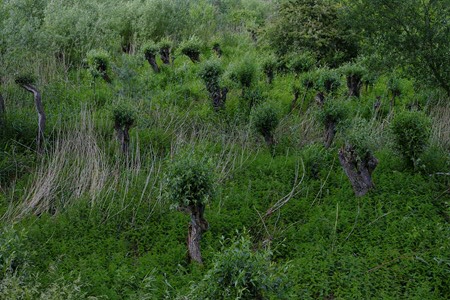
(86, 49), (112, 83)
(188, 234), (289, 300)
(250, 103), (279, 147)
(179, 36), (203, 63)
(390, 110), (432, 168)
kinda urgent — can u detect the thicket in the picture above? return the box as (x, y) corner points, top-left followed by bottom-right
(0, 0), (449, 299)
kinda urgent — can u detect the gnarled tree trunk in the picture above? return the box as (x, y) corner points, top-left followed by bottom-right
(160, 48), (171, 65)
(324, 120), (336, 149)
(338, 144), (378, 197)
(346, 75), (362, 98)
(315, 92), (325, 106)
(210, 86), (228, 111)
(145, 53), (160, 73)
(20, 84), (46, 153)
(187, 203), (208, 264)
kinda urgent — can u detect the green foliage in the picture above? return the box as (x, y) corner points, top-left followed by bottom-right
(390, 110), (432, 168)
(268, 0), (358, 66)
(179, 36), (202, 61)
(158, 38), (173, 52)
(0, 227), (28, 279)
(387, 76), (402, 97)
(188, 233), (289, 300)
(345, 118), (377, 159)
(316, 99), (348, 126)
(86, 49), (111, 80)
(14, 74), (36, 86)
(229, 57), (257, 89)
(250, 103), (279, 137)
(142, 41), (159, 57)
(165, 156), (215, 207)
(112, 102), (136, 128)
(339, 62), (366, 78)
(287, 52), (316, 76)
(348, 0), (450, 94)
(315, 68), (341, 93)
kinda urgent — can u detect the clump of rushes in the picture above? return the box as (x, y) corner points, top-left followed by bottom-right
(86, 49), (112, 83)
(262, 55), (277, 84)
(199, 59), (228, 111)
(165, 157), (215, 264)
(158, 38), (172, 65)
(180, 36), (202, 63)
(250, 103), (280, 148)
(339, 118), (378, 196)
(390, 110), (431, 169)
(316, 99), (347, 148)
(142, 41), (160, 73)
(314, 68), (341, 105)
(212, 41), (222, 57)
(340, 63), (367, 98)
(112, 102), (136, 154)
(15, 74), (46, 153)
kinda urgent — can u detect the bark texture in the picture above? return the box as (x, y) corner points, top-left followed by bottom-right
(338, 144), (378, 197)
(145, 53), (160, 73)
(160, 48), (171, 65)
(315, 92), (325, 106)
(114, 122), (131, 154)
(21, 84), (46, 153)
(324, 120), (336, 149)
(186, 203), (208, 264)
(346, 75), (362, 98)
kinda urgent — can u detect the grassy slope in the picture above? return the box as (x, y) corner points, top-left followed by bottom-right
(1, 35), (449, 299)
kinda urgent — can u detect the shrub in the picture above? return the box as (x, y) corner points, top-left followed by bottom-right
(179, 36), (202, 63)
(262, 55), (277, 84)
(142, 41), (159, 58)
(112, 103), (136, 129)
(316, 99), (348, 127)
(390, 110), (432, 168)
(165, 157), (214, 208)
(250, 103), (279, 147)
(188, 233), (289, 300)
(86, 49), (111, 82)
(229, 57), (257, 89)
(14, 74), (36, 86)
(199, 59), (227, 111)
(287, 52), (316, 76)
(315, 68), (341, 94)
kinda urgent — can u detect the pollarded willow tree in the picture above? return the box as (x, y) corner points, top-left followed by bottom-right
(339, 118), (378, 197)
(199, 59), (228, 111)
(15, 75), (46, 153)
(179, 36), (202, 63)
(165, 157), (215, 264)
(87, 49), (112, 83)
(142, 41), (160, 73)
(250, 103), (280, 149)
(112, 103), (136, 154)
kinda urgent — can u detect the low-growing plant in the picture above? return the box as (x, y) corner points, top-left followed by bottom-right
(250, 103), (280, 148)
(86, 49), (112, 83)
(165, 156), (215, 264)
(179, 36), (202, 63)
(390, 110), (431, 169)
(188, 233), (289, 300)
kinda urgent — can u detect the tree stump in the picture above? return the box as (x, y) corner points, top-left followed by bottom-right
(186, 203), (209, 264)
(338, 144), (378, 196)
